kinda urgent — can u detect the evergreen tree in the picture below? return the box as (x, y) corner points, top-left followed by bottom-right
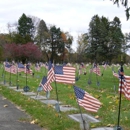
(35, 19), (49, 49)
(17, 13), (34, 44)
(86, 15), (125, 63)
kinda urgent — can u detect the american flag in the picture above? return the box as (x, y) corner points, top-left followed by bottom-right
(54, 65), (76, 84)
(79, 64), (81, 75)
(112, 71), (119, 78)
(118, 67), (130, 100)
(103, 62), (107, 69)
(43, 63), (48, 69)
(41, 61), (54, 91)
(24, 64), (32, 74)
(39, 76), (52, 92)
(17, 63), (25, 72)
(10, 65), (17, 74)
(47, 61), (55, 84)
(42, 61), (76, 91)
(4, 63), (17, 74)
(74, 86), (101, 112)
(92, 63), (101, 76)
(35, 63), (40, 71)
(4, 63), (12, 73)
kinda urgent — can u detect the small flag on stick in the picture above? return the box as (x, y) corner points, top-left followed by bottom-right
(74, 86), (101, 113)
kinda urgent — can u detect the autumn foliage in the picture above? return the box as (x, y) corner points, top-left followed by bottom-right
(3, 43), (42, 62)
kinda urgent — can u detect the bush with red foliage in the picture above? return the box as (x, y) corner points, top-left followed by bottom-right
(3, 43), (42, 62)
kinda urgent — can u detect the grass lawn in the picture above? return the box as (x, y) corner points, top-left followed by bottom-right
(0, 63), (130, 130)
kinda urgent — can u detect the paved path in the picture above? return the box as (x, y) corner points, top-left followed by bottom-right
(0, 95), (44, 130)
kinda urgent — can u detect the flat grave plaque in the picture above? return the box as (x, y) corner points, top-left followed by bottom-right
(53, 105), (77, 112)
(13, 89), (23, 92)
(68, 113), (100, 123)
(22, 92), (36, 96)
(8, 86), (16, 89)
(40, 99), (61, 105)
(30, 95), (47, 100)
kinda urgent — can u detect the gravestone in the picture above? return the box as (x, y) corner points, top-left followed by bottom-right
(13, 89), (23, 92)
(8, 86), (16, 89)
(53, 105), (77, 112)
(30, 95), (47, 100)
(68, 113), (100, 123)
(40, 100), (62, 105)
(22, 92), (36, 96)
(69, 113), (100, 130)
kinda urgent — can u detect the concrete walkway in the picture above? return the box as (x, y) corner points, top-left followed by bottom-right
(0, 95), (44, 130)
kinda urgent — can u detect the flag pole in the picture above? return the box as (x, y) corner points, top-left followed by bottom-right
(16, 63), (19, 90)
(23, 61), (30, 92)
(101, 61), (107, 76)
(45, 62), (50, 99)
(9, 63), (12, 86)
(53, 63), (61, 113)
(3, 67), (6, 84)
(1, 63), (5, 79)
(114, 56), (123, 130)
(87, 63), (93, 85)
(73, 85), (87, 130)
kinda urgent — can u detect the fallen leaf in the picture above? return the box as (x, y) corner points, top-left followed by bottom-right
(107, 124), (111, 127)
(125, 117), (128, 120)
(110, 124), (114, 127)
(30, 119), (38, 124)
(91, 124), (96, 128)
(2, 97), (6, 100)
(30, 120), (35, 124)
(95, 115), (99, 119)
(3, 104), (8, 107)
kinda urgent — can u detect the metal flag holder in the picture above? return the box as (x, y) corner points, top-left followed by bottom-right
(73, 86), (89, 130)
(114, 60), (124, 130)
(49, 60), (65, 113)
(94, 61), (100, 89)
(3, 68), (6, 84)
(87, 64), (93, 85)
(1, 63), (5, 79)
(75, 64), (80, 81)
(101, 61), (107, 77)
(46, 90), (50, 99)
(23, 63), (30, 92)
(45, 65), (51, 99)
(88, 60), (100, 90)
(9, 64), (12, 87)
(53, 65), (61, 113)
(16, 63), (19, 90)
(112, 66), (117, 93)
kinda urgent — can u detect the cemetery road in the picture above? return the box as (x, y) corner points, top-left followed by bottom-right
(0, 95), (44, 130)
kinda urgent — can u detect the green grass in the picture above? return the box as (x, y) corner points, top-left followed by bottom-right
(0, 63), (130, 130)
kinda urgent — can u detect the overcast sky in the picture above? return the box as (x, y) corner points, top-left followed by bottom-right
(0, 0), (130, 51)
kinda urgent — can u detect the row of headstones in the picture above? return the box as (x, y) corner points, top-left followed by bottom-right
(0, 82), (102, 130)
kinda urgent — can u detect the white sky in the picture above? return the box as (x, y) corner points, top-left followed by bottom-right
(0, 0), (130, 52)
